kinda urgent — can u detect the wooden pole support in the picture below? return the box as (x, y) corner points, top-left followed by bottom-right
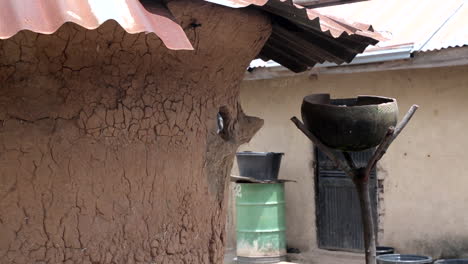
(290, 104), (419, 264)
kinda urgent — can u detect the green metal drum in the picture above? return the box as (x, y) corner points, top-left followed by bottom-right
(235, 183), (286, 262)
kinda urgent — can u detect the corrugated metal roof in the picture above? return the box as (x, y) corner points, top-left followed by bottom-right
(0, 0), (193, 50)
(421, 2), (468, 52)
(209, 0), (381, 72)
(0, 0), (382, 73)
(316, 0), (468, 52)
(208, 0), (373, 37)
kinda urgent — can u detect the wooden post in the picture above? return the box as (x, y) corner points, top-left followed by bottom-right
(291, 105), (418, 264)
(354, 170), (377, 264)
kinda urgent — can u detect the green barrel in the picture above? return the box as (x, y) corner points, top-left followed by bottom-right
(235, 183), (286, 262)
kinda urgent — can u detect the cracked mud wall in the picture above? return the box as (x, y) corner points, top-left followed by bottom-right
(0, 1), (271, 263)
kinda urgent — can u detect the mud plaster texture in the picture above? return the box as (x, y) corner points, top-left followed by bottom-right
(0, 1), (271, 263)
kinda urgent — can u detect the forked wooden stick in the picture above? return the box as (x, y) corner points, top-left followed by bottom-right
(291, 104), (419, 264)
(365, 105), (419, 175)
(290, 117), (354, 176)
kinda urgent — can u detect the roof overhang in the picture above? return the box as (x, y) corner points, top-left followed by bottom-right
(0, 0), (382, 73)
(245, 45), (468, 80)
(0, 0), (193, 50)
(206, 0), (382, 72)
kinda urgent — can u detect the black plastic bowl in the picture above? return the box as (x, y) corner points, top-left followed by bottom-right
(301, 94), (398, 151)
(236, 152), (284, 181)
(377, 246), (395, 256)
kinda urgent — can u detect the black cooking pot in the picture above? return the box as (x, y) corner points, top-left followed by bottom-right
(301, 94), (398, 151)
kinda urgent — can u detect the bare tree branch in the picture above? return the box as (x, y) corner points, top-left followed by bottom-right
(365, 105), (419, 175)
(343, 152), (357, 170)
(291, 116), (354, 176)
(364, 128), (394, 176)
(354, 179), (377, 264)
(390, 104), (420, 143)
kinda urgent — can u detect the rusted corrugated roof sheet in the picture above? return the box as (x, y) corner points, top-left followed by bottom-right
(317, 0), (468, 52)
(207, 0), (382, 72)
(0, 0), (193, 50)
(0, 0), (381, 73)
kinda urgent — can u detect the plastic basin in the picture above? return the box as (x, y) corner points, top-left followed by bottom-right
(377, 254), (433, 264)
(434, 259), (468, 264)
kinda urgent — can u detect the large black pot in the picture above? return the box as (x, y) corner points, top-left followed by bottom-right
(301, 94), (398, 151)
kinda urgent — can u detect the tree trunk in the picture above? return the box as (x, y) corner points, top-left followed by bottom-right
(0, 2), (271, 263)
(354, 176), (377, 264)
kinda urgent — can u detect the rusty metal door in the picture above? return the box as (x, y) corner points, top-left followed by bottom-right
(315, 148), (378, 252)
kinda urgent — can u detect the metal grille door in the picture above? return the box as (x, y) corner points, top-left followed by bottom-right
(315, 148), (378, 252)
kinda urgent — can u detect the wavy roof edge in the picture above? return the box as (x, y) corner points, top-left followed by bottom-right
(0, 0), (193, 50)
(315, 0), (468, 53)
(248, 0), (382, 72)
(206, 0), (382, 39)
(0, 0), (382, 73)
